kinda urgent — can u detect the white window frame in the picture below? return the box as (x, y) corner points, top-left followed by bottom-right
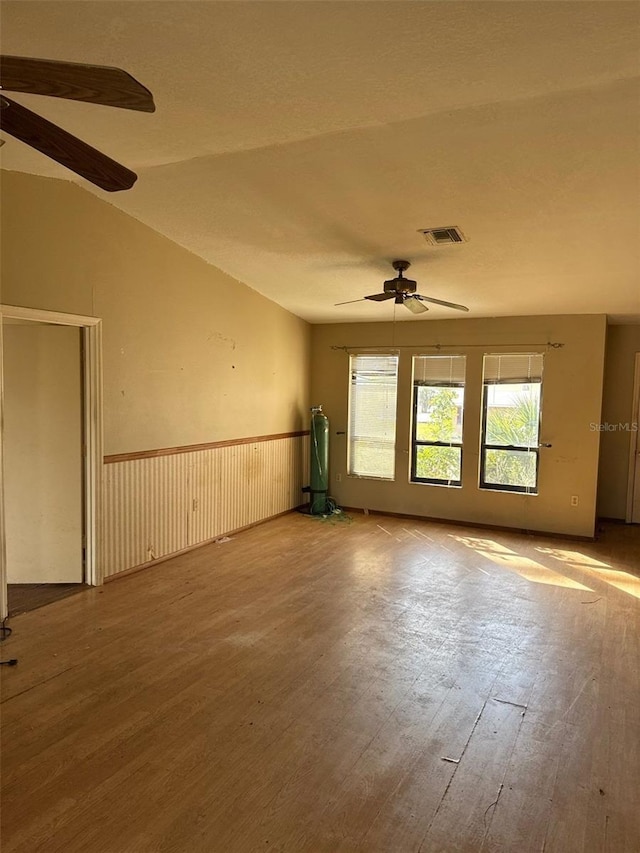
(479, 353), (544, 495)
(410, 355), (466, 488)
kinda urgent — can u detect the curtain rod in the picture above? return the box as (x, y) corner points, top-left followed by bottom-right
(330, 342), (564, 352)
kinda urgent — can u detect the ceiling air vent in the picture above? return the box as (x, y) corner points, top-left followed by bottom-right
(419, 226), (467, 246)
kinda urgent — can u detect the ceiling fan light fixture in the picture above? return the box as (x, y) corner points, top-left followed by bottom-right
(384, 277), (416, 294)
(335, 259), (469, 314)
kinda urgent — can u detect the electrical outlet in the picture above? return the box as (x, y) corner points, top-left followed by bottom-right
(570, 495), (579, 507)
(336, 473), (342, 482)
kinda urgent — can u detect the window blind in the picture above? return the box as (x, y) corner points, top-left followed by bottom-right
(413, 355), (466, 386)
(348, 354), (398, 479)
(483, 353), (544, 384)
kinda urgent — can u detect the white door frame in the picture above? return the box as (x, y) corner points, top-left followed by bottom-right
(0, 305), (103, 619)
(626, 352), (640, 524)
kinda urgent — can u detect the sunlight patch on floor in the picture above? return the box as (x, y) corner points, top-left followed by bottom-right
(448, 535), (592, 591)
(536, 547), (640, 599)
(585, 568), (640, 599)
(535, 547), (611, 569)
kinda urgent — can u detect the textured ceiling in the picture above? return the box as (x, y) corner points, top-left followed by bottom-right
(1, 1), (639, 323)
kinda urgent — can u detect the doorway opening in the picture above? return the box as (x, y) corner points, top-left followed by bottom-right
(0, 305), (103, 619)
(7, 583), (90, 617)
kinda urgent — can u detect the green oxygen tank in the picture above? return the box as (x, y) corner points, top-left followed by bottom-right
(309, 405), (330, 514)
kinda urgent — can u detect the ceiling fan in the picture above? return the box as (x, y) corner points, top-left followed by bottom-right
(0, 55), (155, 192)
(336, 260), (469, 314)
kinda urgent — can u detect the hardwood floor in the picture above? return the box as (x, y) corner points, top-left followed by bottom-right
(1, 513), (638, 852)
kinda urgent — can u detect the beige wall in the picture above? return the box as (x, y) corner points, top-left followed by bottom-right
(1, 172), (310, 455)
(597, 324), (640, 519)
(311, 315), (607, 537)
(0, 171), (620, 547)
(3, 323), (83, 583)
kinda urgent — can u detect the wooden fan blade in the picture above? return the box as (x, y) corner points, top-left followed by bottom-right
(0, 55), (155, 112)
(416, 295), (469, 312)
(365, 292), (396, 302)
(0, 95), (137, 191)
(404, 296), (428, 314)
(335, 298), (366, 305)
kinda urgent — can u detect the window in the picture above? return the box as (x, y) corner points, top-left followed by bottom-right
(411, 355), (466, 486)
(348, 354), (399, 479)
(480, 354), (544, 493)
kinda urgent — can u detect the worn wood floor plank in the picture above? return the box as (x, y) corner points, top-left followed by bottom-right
(1, 513), (638, 852)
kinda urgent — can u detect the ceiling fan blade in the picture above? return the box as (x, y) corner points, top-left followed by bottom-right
(0, 95), (137, 191)
(416, 295), (469, 312)
(404, 296), (428, 314)
(335, 298), (367, 305)
(0, 55), (155, 112)
(365, 292), (396, 302)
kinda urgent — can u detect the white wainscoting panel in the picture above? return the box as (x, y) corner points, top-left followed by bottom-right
(103, 434), (307, 578)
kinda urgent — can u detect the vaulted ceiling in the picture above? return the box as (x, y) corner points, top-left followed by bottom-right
(2, 1), (639, 323)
